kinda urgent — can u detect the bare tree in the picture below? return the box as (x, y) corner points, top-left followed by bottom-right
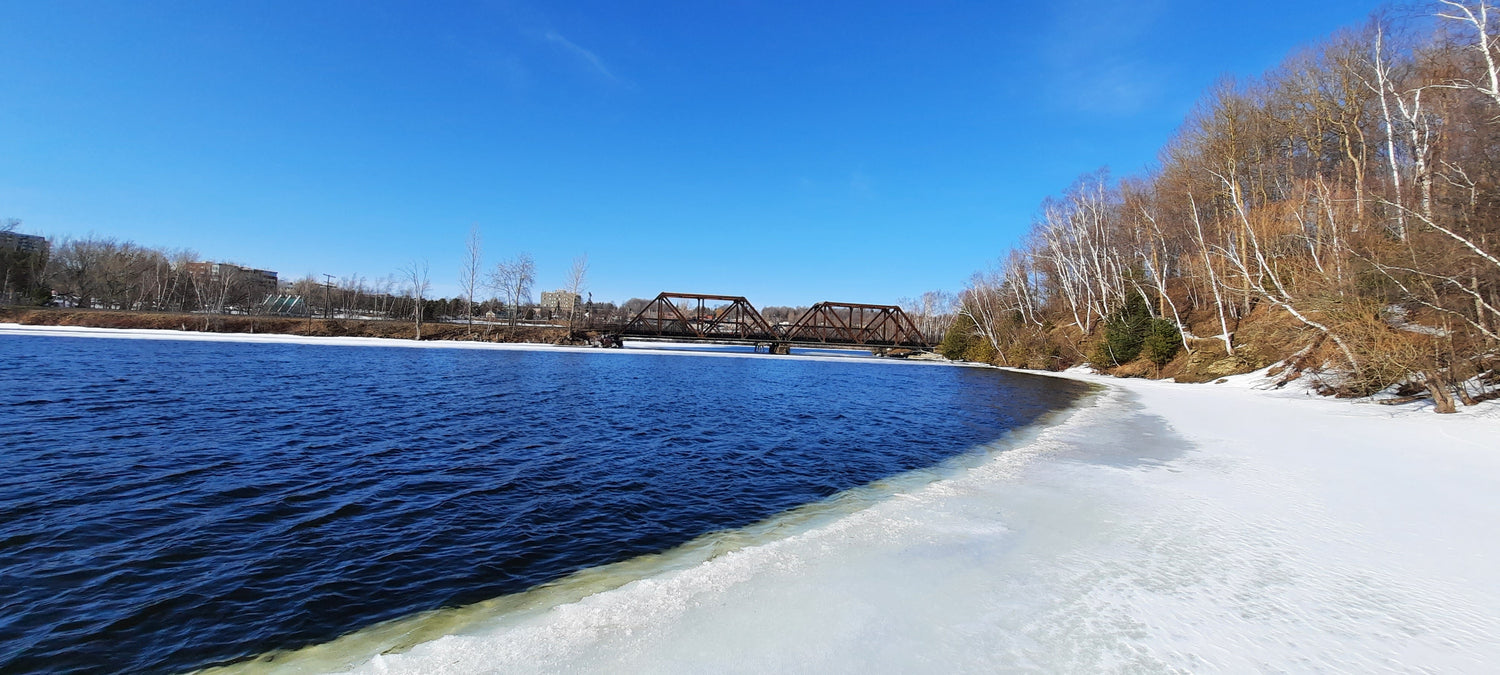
(1186, 193), (1235, 356)
(1436, 1), (1500, 107)
(489, 253), (535, 328)
(1, 219), (24, 301)
(900, 290), (955, 343)
(564, 254), (589, 335)
(155, 249), (195, 311)
(402, 260), (431, 340)
(459, 226), (483, 336)
(959, 269), (1009, 361)
(213, 265), (243, 314)
(51, 236), (115, 309)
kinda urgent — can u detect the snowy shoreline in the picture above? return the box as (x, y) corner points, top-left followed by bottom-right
(212, 364), (1500, 673)
(0, 323), (942, 367)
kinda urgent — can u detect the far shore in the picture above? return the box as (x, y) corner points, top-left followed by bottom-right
(0, 306), (570, 344)
(0, 322), (951, 367)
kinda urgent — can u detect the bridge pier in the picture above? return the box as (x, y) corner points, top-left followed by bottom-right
(754, 342), (791, 355)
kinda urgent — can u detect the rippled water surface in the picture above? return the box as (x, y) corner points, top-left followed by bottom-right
(0, 336), (1085, 673)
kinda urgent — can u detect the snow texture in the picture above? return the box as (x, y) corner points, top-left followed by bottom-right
(278, 368), (1497, 674)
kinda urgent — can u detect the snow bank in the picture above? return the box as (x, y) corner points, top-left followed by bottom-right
(220, 368), (1500, 673)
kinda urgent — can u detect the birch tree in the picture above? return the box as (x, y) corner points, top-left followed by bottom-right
(563, 254), (588, 336)
(402, 260), (431, 340)
(459, 226), (483, 335)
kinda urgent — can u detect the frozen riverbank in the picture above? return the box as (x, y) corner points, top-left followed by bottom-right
(284, 368), (1500, 673)
(0, 323), (897, 364)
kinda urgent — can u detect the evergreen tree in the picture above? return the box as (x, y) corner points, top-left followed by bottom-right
(1091, 294), (1152, 367)
(1142, 319), (1182, 367)
(939, 313), (976, 361)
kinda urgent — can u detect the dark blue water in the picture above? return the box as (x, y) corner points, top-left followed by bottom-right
(0, 336), (1086, 674)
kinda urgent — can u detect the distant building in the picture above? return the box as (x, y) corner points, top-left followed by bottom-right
(0, 231), (48, 255)
(540, 289), (581, 311)
(184, 262), (279, 301)
(244, 267), (278, 294)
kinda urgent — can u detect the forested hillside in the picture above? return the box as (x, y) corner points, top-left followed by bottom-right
(947, 1), (1500, 412)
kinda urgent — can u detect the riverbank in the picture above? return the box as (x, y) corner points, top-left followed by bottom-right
(0, 323), (929, 366)
(0, 306), (570, 344)
(296, 365), (1500, 673)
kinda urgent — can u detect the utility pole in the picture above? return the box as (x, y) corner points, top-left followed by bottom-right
(323, 273), (335, 320)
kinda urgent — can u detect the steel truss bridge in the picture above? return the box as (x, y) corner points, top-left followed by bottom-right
(602, 292), (929, 354)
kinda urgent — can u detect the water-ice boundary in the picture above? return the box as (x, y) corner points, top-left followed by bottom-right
(0, 323), (949, 369)
(208, 366), (1111, 674)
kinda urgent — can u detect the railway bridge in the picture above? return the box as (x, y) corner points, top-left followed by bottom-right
(599, 292), (930, 355)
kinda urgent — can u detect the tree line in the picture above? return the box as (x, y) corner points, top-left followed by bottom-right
(3, 222), (952, 335)
(948, 1), (1500, 411)
(0, 221), (608, 333)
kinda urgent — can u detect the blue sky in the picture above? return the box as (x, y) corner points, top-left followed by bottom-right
(1, 0), (1388, 306)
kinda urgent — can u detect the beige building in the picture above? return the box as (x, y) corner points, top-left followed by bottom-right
(540, 289), (581, 311)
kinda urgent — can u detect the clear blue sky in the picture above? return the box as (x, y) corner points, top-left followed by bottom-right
(1, 0), (1388, 306)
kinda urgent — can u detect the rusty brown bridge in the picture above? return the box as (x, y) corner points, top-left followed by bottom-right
(599, 292), (930, 355)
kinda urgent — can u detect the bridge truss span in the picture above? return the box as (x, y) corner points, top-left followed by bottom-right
(610, 292), (930, 353)
(620, 292), (780, 342)
(780, 301), (927, 349)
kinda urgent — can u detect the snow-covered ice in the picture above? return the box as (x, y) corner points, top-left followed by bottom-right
(227, 367), (1498, 674)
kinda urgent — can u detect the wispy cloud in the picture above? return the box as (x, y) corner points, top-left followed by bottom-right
(1063, 60), (1163, 115)
(1038, 0), (1168, 115)
(544, 30), (624, 85)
